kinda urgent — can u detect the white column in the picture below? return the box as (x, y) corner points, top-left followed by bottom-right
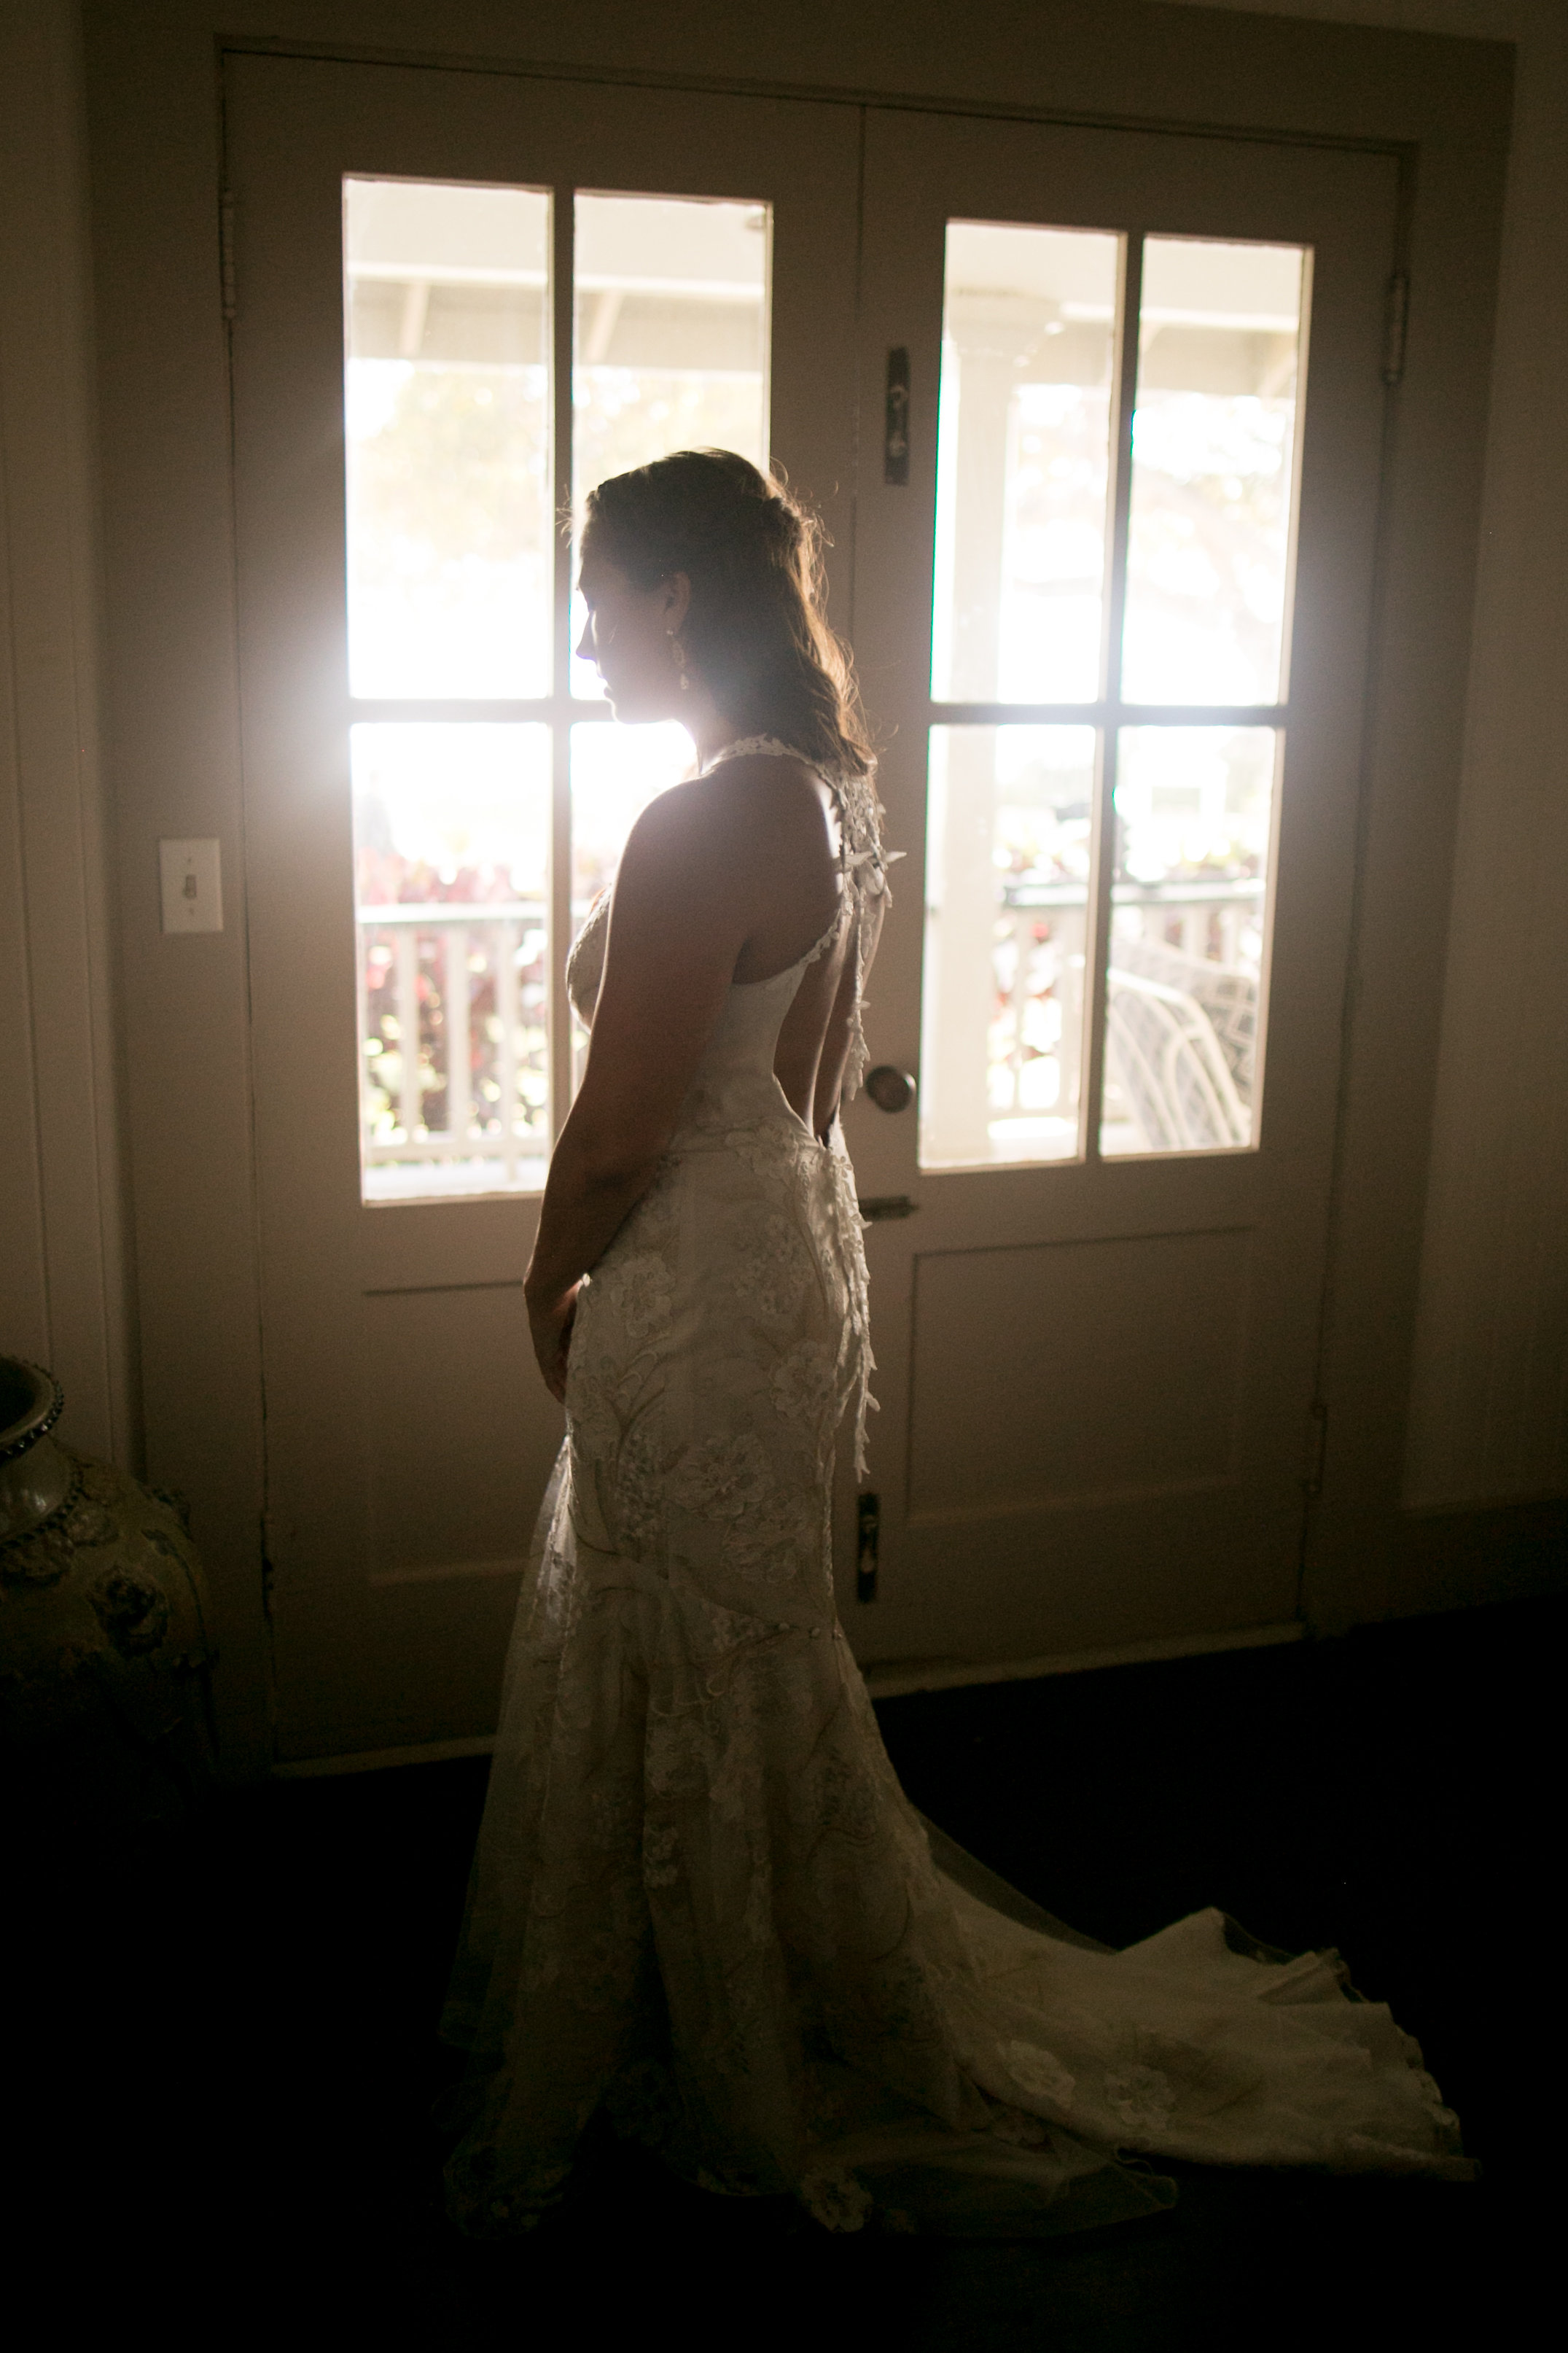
(927, 343), (1015, 1164)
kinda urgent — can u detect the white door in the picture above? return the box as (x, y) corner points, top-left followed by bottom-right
(840, 111), (1395, 1669)
(226, 55), (859, 1758)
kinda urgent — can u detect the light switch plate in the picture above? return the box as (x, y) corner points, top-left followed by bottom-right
(160, 837), (223, 933)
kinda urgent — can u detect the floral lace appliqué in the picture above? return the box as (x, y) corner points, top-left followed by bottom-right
(1104, 2064), (1177, 2137)
(771, 1340), (837, 1429)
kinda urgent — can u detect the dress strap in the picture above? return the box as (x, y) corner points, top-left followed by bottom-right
(698, 734), (803, 774)
(700, 736), (900, 1105)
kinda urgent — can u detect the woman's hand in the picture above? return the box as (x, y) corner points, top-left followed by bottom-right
(527, 1281), (580, 1402)
(518, 783), (750, 1383)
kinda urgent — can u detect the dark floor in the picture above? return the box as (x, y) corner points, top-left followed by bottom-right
(12, 1592), (1563, 2344)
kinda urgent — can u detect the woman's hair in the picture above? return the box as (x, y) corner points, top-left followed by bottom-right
(581, 448), (873, 779)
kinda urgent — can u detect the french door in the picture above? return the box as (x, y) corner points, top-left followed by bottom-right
(842, 113), (1395, 1669)
(228, 55), (1396, 1758)
(226, 55), (859, 1757)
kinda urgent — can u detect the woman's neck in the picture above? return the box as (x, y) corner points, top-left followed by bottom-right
(684, 687), (746, 769)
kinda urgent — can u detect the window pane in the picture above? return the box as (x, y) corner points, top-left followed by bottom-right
(572, 194), (770, 697)
(920, 726), (1096, 1170)
(353, 723), (551, 1200)
(1121, 239), (1306, 705)
(569, 720), (694, 1081)
(344, 179), (551, 699)
(1100, 727), (1277, 1157)
(932, 225), (1120, 705)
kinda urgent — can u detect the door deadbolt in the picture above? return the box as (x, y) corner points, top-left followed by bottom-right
(865, 1065), (916, 1114)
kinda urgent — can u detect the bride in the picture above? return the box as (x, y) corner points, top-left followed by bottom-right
(440, 448), (1470, 2238)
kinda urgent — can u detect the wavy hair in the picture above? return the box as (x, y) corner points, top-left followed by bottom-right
(580, 448), (873, 780)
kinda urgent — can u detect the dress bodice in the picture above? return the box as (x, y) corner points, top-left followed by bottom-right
(565, 734), (893, 1141)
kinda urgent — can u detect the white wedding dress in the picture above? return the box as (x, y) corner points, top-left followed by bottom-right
(441, 739), (1471, 2238)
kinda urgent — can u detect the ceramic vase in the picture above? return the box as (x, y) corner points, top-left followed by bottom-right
(1, 1357), (218, 1851)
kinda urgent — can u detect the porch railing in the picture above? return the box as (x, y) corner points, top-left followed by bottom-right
(994, 875), (1263, 1136)
(359, 876), (1266, 1192)
(357, 900), (550, 1195)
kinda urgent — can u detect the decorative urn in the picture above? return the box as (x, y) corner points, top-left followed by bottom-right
(1, 1357), (218, 1852)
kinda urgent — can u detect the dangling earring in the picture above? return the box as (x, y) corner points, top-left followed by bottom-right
(668, 631), (690, 692)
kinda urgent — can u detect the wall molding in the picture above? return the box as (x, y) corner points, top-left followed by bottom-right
(0, 0), (135, 1468)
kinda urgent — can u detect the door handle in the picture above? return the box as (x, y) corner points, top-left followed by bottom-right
(865, 1065), (916, 1113)
(859, 1195), (918, 1221)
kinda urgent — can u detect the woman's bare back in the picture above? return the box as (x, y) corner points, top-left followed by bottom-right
(703, 749), (883, 1140)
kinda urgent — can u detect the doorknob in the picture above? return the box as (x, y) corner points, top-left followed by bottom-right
(865, 1065), (916, 1113)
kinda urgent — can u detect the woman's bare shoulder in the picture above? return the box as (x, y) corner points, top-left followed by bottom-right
(614, 770), (754, 905)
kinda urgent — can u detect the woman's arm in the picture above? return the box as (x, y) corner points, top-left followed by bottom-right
(524, 783), (749, 1396)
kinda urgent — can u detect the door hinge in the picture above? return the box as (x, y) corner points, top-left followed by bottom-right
(1302, 1400), (1329, 1501)
(1381, 271), (1409, 387)
(220, 188), (238, 322)
(857, 1491), (880, 1603)
(260, 1510), (284, 1618)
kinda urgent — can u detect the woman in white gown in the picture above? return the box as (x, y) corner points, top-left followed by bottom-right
(440, 449), (1471, 2238)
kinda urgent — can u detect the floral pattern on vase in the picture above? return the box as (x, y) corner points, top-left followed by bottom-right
(1, 1357), (218, 1847)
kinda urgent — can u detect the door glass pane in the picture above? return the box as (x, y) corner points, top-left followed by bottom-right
(920, 726), (1097, 1170)
(932, 225), (1120, 705)
(1100, 727), (1278, 1156)
(1121, 239), (1307, 705)
(569, 720), (694, 1081)
(572, 193), (770, 697)
(354, 723), (551, 1200)
(344, 180), (552, 699)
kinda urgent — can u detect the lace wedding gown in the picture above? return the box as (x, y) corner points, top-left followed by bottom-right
(441, 739), (1471, 2238)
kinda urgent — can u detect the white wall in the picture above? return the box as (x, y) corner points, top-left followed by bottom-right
(0, 0), (134, 1465)
(1161, 4), (1568, 1506)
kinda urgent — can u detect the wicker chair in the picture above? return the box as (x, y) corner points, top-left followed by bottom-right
(1104, 936), (1255, 1151)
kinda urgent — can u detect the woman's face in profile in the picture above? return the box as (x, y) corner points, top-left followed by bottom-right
(577, 547), (687, 723)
